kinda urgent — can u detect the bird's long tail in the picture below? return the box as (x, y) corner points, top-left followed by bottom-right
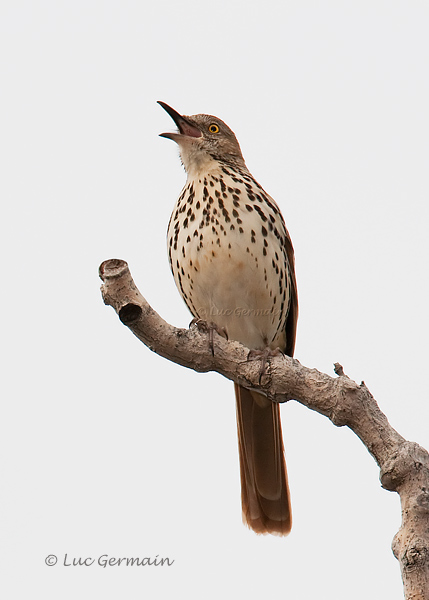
(235, 383), (291, 536)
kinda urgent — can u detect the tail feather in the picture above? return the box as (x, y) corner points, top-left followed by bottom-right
(235, 383), (291, 536)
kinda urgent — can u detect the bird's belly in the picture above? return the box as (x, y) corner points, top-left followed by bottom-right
(194, 258), (273, 348)
(175, 233), (287, 350)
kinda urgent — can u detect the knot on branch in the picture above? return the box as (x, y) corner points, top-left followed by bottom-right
(119, 303), (142, 325)
(328, 377), (361, 427)
(392, 533), (429, 569)
(380, 442), (429, 492)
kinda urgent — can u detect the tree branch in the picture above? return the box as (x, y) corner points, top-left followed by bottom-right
(99, 258), (429, 600)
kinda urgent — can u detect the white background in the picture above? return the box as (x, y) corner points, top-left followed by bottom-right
(1, 1), (428, 598)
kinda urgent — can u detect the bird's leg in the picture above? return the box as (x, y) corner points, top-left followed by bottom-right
(190, 318), (228, 355)
(247, 347), (284, 384)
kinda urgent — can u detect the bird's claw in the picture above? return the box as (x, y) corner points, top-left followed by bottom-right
(190, 318), (228, 355)
(247, 347), (283, 384)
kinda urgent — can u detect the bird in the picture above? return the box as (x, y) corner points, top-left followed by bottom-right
(158, 101), (298, 536)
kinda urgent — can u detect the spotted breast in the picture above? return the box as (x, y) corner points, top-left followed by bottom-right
(168, 165), (292, 352)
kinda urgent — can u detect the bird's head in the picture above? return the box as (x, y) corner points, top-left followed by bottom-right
(158, 101), (246, 176)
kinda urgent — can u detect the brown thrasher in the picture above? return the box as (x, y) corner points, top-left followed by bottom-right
(159, 102), (298, 536)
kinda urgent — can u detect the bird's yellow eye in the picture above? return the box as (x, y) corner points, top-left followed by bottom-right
(209, 124), (220, 133)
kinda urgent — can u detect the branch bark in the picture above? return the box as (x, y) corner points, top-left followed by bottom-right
(99, 258), (429, 599)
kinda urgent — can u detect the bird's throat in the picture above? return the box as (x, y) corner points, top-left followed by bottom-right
(179, 143), (221, 179)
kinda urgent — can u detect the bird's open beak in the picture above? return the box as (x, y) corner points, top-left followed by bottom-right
(158, 101), (202, 141)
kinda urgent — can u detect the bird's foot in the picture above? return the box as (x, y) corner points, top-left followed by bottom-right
(190, 318), (228, 355)
(247, 347), (284, 384)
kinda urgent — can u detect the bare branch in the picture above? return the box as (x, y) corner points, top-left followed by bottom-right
(99, 258), (429, 599)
